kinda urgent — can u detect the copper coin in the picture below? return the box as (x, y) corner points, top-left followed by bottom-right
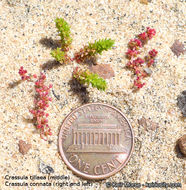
(58, 103), (134, 180)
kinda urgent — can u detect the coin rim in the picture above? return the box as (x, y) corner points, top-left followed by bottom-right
(58, 103), (134, 180)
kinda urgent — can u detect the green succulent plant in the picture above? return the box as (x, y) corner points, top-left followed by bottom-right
(55, 17), (72, 48)
(73, 67), (107, 91)
(51, 18), (72, 63)
(50, 48), (65, 62)
(74, 38), (115, 63)
(88, 38), (115, 55)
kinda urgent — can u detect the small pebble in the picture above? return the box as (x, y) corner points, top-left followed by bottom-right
(39, 159), (54, 174)
(177, 90), (186, 117)
(178, 135), (186, 156)
(144, 68), (152, 75)
(89, 64), (115, 79)
(170, 40), (185, 57)
(18, 140), (31, 155)
(139, 0), (148, 5)
(138, 116), (159, 131)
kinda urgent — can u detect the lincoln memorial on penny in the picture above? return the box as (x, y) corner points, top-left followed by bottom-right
(67, 123), (126, 153)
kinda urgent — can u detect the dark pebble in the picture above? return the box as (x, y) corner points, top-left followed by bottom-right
(177, 91), (186, 117)
(178, 135), (186, 156)
(39, 159), (54, 174)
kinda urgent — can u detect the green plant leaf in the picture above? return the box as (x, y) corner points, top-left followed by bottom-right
(50, 48), (65, 62)
(88, 38), (115, 55)
(55, 17), (72, 47)
(73, 68), (107, 91)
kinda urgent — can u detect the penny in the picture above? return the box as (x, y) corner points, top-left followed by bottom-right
(58, 103), (134, 180)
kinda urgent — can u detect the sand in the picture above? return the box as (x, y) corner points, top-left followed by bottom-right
(0, 0), (185, 189)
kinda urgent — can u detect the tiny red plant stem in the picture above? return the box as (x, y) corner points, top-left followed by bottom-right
(18, 67), (52, 140)
(126, 27), (158, 89)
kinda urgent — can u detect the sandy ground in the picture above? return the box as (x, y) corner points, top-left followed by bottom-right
(0, 0), (185, 189)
